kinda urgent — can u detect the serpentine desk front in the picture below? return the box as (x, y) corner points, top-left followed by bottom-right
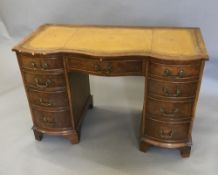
(13, 24), (208, 157)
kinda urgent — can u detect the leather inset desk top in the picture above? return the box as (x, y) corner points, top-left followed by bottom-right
(13, 24), (209, 157)
(13, 24), (208, 60)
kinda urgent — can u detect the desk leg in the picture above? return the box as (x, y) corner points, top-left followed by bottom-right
(139, 140), (151, 152)
(66, 72), (93, 144)
(65, 131), (79, 144)
(65, 95), (93, 144)
(68, 94), (93, 144)
(33, 128), (43, 141)
(179, 146), (191, 158)
(89, 98), (94, 109)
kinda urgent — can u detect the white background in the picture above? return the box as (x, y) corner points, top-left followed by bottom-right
(0, 0), (218, 175)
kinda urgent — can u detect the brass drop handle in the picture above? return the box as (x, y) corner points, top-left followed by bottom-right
(162, 87), (181, 97)
(94, 64), (101, 72)
(178, 69), (185, 78)
(34, 78), (51, 88)
(39, 98), (52, 107)
(160, 107), (179, 117)
(42, 116), (55, 124)
(31, 62), (37, 69)
(41, 63), (48, 70)
(163, 69), (185, 78)
(31, 62), (48, 70)
(160, 128), (173, 139)
(106, 63), (112, 74)
(163, 69), (171, 77)
(94, 63), (112, 74)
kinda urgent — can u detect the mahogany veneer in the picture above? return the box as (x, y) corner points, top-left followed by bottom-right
(12, 24), (208, 157)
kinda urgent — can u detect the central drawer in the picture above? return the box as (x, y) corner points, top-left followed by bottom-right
(67, 57), (143, 76)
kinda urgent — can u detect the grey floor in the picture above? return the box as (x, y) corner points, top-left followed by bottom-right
(0, 74), (218, 175)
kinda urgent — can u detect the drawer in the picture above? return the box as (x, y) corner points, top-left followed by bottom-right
(32, 109), (72, 129)
(23, 72), (66, 91)
(148, 78), (198, 99)
(19, 55), (64, 71)
(147, 97), (193, 120)
(28, 89), (69, 109)
(67, 57), (142, 76)
(145, 118), (190, 142)
(149, 61), (201, 80)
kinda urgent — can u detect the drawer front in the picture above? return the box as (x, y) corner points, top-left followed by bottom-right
(149, 61), (201, 80)
(23, 73), (66, 91)
(28, 89), (69, 108)
(145, 119), (190, 142)
(33, 109), (71, 129)
(148, 79), (198, 99)
(147, 97), (193, 120)
(20, 55), (63, 71)
(67, 57), (142, 75)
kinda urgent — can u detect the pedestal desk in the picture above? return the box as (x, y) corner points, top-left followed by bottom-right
(13, 24), (208, 157)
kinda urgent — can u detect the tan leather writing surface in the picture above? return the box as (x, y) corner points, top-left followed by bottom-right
(152, 29), (198, 57)
(13, 24), (208, 60)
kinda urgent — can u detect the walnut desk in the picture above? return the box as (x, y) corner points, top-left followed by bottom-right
(13, 24), (208, 157)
